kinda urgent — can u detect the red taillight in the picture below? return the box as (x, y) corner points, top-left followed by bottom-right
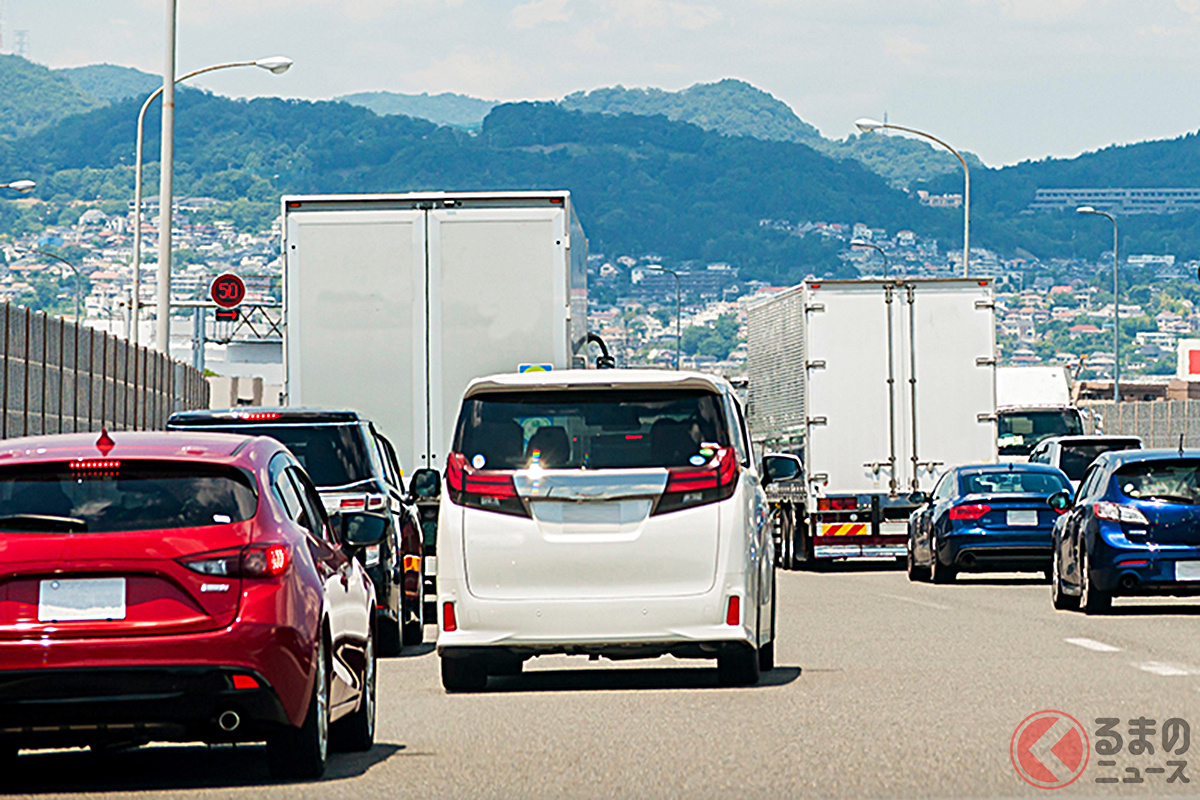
(726, 596), (740, 626)
(70, 459), (120, 475)
(830, 496), (856, 510)
(655, 448), (739, 515)
(234, 411), (281, 421)
(446, 452), (527, 516)
(231, 674), (260, 690)
(340, 497), (366, 510)
(181, 544), (290, 578)
(1118, 559), (1150, 567)
(442, 602), (457, 632)
(948, 504), (991, 521)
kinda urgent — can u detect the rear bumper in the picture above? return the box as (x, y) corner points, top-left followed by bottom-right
(0, 666), (290, 749)
(1092, 539), (1200, 595)
(942, 530), (1053, 572)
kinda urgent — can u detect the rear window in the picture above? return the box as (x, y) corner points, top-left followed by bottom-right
(179, 424), (373, 488)
(0, 461), (258, 533)
(453, 389), (731, 470)
(1060, 441), (1140, 481)
(1116, 460), (1200, 505)
(960, 470), (1069, 496)
(997, 410), (1084, 455)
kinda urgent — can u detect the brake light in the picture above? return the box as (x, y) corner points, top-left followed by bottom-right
(1094, 502), (1150, 524)
(817, 496), (856, 511)
(70, 459), (120, 476)
(1118, 559), (1150, 567)
(181, 544), (290, 578)
(445, 452), (528, 517)
(949, 504), (991, 521)
(231, 675), (260, 690)
(233, 411), (281, 421)
(654, 447), (739, 515)
(725, 596), (740, 626)
(340, 497), (366, 510)
(442, 601), (457, 632)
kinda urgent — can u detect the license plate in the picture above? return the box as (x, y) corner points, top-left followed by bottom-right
(38, 578), (126, 622)
(1006, 510), (1039, 527)
(1176, 561), (1200, 581)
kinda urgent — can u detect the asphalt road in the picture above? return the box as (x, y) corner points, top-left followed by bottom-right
(9, 563), (1200, 798)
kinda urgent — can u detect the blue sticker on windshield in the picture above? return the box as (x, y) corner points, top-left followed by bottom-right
(689, 454), (707, 466)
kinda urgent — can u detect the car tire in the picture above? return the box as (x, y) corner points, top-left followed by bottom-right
(930, 535), (956, 584)
(268, 633), (330, 780)
(402, 597), (424, 647)
(1080, 547), (1112, 615)
(331, 629), (376, 752)
(906, 536), (930, 582)
(378, 613), (402, 657)
(776, 505), (795, 570)
(1051, 547), (1080, 610)
(441, 655), (488, 692)
(717, 645), (761, 687)
(758, 572), (777, 672)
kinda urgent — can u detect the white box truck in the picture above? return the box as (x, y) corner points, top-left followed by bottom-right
(281, 191), (589, 473)
(747, 278), (998, 565)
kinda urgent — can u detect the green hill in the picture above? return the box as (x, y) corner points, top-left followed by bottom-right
(0, 55), (104, 139)
(57, 63), (160, 103)
(336, 90), (497, 129)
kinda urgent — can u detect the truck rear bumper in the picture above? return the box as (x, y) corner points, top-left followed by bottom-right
(814, 534), (906, 560)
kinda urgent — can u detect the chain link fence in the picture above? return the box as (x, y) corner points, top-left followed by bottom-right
(1085, 400), (1200, 448)
(0, 304), (209, 439)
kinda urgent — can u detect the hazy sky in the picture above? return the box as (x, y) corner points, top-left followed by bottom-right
(5, 0), (1200, 166)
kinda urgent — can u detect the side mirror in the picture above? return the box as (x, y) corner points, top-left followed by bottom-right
(336, 512), (389, 551)
(409, 467), (441, 500)
(1047, 491), (1072, 512)
(762, 453), (803, 486)
(907, 491), (930, 506)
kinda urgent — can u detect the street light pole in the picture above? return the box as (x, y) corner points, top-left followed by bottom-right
(856, 118), (970, 277)
(130, 57), (292, 346)
(646, 265), (681, 370)
(1077, 206), (1120, 403)
(851, 239), (889, 278)
(156, 0), (177, 353)
(22, 250), (84, 322)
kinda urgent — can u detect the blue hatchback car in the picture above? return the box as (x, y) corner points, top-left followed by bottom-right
(907, 463), (1072, 583)
(1050, 449), (1200, 613)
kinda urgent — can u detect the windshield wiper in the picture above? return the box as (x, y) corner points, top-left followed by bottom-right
(0, 514), (88, 533)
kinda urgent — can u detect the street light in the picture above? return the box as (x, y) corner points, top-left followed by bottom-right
(851, 239), (889, 278)
(0, 179), (36, 193)
(646, 265), (681, 370)
(855, 118), (970, 277)
(131, 55), (293, 347)
(1077, 205), (1120, 403)
(20, 249), (85, 323)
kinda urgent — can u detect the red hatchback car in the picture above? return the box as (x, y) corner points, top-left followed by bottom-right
(0, 431), (378, 779)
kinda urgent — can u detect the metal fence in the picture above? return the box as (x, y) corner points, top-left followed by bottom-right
(1085, 400), (1200, 448)
(0, 304), (209, 439)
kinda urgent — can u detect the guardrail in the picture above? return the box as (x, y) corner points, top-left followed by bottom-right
(0, 304), (209, 438)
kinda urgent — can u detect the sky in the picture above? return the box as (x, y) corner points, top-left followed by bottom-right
(5, 0), (1200, 166)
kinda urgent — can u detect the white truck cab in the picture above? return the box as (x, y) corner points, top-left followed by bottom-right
(435, 369), (777, 689)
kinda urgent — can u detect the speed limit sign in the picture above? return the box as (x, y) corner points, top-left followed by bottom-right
(210, 273), (246, 309)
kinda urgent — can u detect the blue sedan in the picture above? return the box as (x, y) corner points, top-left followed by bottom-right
(907, 464), (1072, 583)
(1050, 449), (1200, 614)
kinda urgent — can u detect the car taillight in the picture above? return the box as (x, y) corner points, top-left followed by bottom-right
(948, 504), (991, 521)
(180, 544), (290, 578)
(445, 452), (529, 517)
(1094, 502), (1150, 525)
(725, 596), (740, 626)
(442, 601), (458, 632)
(817, 496), (857, 511)
(654, 447), (739, 515)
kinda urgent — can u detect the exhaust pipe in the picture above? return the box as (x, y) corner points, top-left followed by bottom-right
(1119, 573), (1138, 591)
(960, 553), (976, 568)
(217, 710), (241, 732)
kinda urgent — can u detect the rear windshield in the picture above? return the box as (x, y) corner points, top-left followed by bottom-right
(1060, 442), (1140, 481)
(997, 410), (1084, 455)
(1116, 460), (1200, 504)
(178, 423), (373, 488)
(453, 389), (731, 470)
(0, 461), (258, 533)
(960, 470), (1069, 495)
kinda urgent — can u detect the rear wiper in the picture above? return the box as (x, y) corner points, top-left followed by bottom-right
(0, 514), (88, 533)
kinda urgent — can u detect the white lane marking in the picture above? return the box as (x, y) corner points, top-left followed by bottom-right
(879, 593), (951, 611)
(1065, 637), (1122, 653)
(1136, 662), (1194, 677)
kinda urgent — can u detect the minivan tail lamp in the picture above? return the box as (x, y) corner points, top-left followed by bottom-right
(445, 452), (529, 517)
(653, 447), (739, 516)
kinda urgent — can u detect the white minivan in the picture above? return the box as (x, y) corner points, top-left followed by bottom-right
(435, 369), (776, 690)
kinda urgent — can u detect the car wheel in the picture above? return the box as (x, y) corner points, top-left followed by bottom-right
(268, 633), (330, 780)
(441, 655), (488, 692)
(717, 645), (761, 687)
(930, 535), (956, 584)
(906, 535), (930, 582)
(1051, 547), (1080, 610)
(1080, 546), (1112, 615)
(331, 629), (376, 752)
(758, 572), (777, 672)
(378, 612), (402, 657)
(402, 595), (424, 647)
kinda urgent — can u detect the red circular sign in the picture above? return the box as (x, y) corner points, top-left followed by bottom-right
(210, 273), (246, 309)
(1011, 710), (1089, 789)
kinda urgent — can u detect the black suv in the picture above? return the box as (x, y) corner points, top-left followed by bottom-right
(167, 408), (423, 655)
